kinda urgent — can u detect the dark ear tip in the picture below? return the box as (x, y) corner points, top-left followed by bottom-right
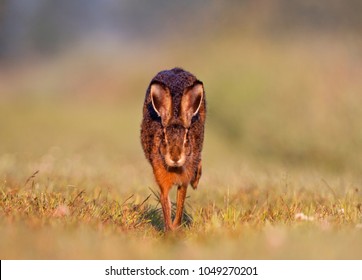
(150, 81), (166, 90)
(194, 80), (203, 86)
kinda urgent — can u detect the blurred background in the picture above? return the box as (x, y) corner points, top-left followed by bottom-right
(1, 0), (362, 190)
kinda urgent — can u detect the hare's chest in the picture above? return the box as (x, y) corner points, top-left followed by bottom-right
(153, 165), (192, 188)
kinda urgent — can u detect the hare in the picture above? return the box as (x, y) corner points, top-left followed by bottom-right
(140, 68), (206, 231)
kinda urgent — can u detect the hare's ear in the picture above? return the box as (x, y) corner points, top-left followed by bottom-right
(150, 83), (172, 125)
(181, 83), (204, 127)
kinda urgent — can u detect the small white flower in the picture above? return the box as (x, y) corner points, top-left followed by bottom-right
(53, 204), (70, 217)
(295, 212), (314, 221)
(337, 208), (345, 214)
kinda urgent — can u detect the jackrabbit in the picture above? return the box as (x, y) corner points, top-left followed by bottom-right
(140, 68), (206, 231)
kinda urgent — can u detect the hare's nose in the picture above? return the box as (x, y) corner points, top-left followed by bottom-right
(171, 158), (183, 165)
(169, 157), (184, 167)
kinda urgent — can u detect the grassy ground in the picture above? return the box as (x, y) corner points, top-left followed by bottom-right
(0, 34), (362, 259)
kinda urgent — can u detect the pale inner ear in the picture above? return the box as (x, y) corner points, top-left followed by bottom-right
(150, 83), (172, 124)
(181, 83), (204, 126)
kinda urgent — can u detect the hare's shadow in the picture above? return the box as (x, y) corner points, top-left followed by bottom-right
(142, 188), (193, 232)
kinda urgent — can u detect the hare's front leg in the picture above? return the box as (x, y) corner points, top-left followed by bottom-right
(173, 184), (188, 228)
(160, 186), (174, 231)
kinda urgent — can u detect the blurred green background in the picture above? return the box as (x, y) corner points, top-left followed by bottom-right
(1, 0), (361, 179)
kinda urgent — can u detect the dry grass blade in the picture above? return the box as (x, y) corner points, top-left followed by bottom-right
(24, 170), (39, 187)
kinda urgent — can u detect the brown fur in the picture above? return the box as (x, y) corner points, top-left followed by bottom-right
(140, 68), (206, 231)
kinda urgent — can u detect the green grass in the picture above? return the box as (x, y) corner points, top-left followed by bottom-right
(1, 163), (361, 259)
(0, 34), (362, 259)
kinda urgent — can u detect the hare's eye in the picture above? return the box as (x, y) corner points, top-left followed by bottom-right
(183, 129), (189, 143)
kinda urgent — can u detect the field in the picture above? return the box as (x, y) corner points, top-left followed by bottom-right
(1, 34), (362, 259)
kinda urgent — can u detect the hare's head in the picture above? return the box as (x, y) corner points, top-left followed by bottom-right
(150, 81), (204, 168)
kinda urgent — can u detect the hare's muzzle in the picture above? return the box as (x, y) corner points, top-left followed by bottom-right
(166, 145), (186, 167)
(162, 124), (188, 167)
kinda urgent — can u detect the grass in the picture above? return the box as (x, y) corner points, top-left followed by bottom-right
(1, 166), (361, 259)
(0, 33), (362, 259)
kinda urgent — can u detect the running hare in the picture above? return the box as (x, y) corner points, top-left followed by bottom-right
(141, 68), (206, 231)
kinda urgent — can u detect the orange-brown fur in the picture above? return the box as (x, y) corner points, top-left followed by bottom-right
(140, 68), (206, 231)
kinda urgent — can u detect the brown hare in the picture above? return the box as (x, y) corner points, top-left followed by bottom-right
(141, 68), (206, 231)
